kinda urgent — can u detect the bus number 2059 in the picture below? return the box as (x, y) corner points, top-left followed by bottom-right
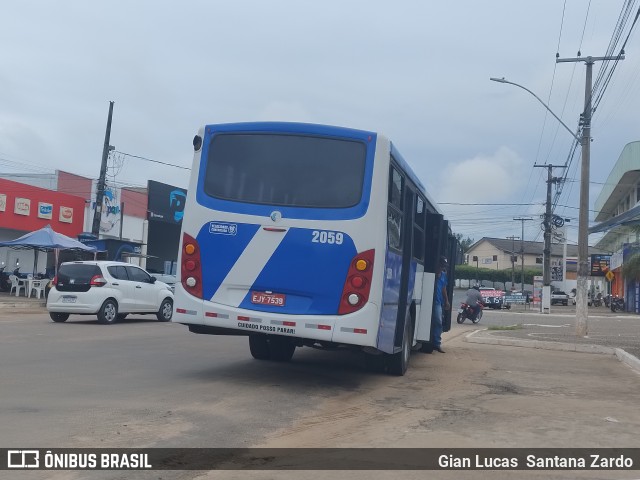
(311, 230), (344, 245)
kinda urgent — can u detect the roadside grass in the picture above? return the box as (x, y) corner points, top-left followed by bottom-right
(487, 324), (524, 331)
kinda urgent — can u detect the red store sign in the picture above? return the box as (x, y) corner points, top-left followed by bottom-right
(0, 178), (85, 237)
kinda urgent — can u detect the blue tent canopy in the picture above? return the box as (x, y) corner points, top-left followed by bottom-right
(0, 225), (96, 251)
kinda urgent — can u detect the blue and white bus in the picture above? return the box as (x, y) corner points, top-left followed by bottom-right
(173, 122), (457, 375)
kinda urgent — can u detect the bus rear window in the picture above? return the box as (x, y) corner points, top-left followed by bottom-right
(203, 133), (367, 208)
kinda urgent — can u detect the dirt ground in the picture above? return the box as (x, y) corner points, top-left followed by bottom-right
(198, 328), (640, 480)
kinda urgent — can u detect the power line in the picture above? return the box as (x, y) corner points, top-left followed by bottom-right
(115, 151), (191, 171)
(438, 202), (538, 206)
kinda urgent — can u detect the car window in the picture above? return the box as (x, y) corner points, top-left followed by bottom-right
(126, 266), (152, 283)
(107, 265), (129, 280)
(57, 264), (100, 284)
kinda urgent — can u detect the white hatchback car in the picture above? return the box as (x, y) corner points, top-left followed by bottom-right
(47, 261), (174, 324)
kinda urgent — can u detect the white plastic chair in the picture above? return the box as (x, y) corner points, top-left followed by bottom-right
(30, 279), (45, 299)
(9, 275), (24, 297)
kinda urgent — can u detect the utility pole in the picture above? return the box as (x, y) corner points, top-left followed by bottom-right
(514, 217), (533, 292)
(92, 101), (115, 237)
(534, 164), (566, 314)
(507, 235), (519, 289)
(557, 54), (623, 336)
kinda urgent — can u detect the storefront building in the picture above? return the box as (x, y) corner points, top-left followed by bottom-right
(591, 141), (640, 312)
(1, 172), (186, 274)
(0, 177), (86, 273)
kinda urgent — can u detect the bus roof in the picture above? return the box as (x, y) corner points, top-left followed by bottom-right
(203, 121), (376, 141)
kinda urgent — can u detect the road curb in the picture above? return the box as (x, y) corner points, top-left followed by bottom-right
(615, 348), (640, 374)
(465, 329), (640, 376)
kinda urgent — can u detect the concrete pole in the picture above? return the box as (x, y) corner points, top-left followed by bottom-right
(556, 54), (624, 336)
(562, 224), (568, 292)
(535, 164), (566, 314)
(508, 235), (519, 290)
(514, 217), (533, 292)
(542, 165), (553, 314)
(140, 219), (149, 270)
(575, 60), (593, 337)
(92, 101), (114, 237)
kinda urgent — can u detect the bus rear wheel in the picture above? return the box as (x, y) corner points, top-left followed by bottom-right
(269, 336), (295, 362)
(249, 335), (270, 360)
(387, 311), (412, 376)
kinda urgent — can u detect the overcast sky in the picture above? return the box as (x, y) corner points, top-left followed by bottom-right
(1, 0), (638, 248)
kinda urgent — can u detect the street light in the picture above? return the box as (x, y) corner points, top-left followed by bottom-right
(492, 77), (587, 329)
(489, 78), (580, 143)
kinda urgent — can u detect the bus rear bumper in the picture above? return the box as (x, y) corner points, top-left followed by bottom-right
(173, 290), (379, 348)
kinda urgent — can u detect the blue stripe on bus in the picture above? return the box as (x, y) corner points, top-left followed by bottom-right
(238, 227), (357, 314)
(194, 122), (376, 221)
(195, 222), (260, 300)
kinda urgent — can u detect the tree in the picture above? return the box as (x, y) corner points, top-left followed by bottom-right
(622, 253), (640, 280)
(455, 233), (475, 253)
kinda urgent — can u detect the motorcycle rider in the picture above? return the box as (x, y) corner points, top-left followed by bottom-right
(465, 284), (484, 320)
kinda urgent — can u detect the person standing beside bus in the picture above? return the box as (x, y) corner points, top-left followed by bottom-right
(433, 256), (450, 353)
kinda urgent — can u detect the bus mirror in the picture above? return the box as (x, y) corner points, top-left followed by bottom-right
(193, 135), (202, 152)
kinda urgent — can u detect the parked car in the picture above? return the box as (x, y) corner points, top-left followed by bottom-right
(551, 290), (569, 306)
(46, 261), (174, 324)
(479, 287), (505, 309)
(570, 291), (593, 306)
(152, 273), (177, 293)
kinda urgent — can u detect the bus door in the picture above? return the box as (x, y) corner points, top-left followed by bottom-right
(415, 212), (445, 342)
(393, 186), (416, 352)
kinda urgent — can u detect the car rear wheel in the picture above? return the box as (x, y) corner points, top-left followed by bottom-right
(156, 298), (173, 322)
(50, 312), (69, 323)
(97, 299), (118, 324)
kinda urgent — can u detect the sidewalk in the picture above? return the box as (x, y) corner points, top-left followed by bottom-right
(0, 290), (47, 311)
(465, 311), (640, 375)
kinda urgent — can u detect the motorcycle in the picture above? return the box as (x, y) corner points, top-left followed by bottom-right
(610, 296), (625, 313)
(457, 302), (484, 324)
(592, 293), (603, 307)
(0, 266), (10, 292)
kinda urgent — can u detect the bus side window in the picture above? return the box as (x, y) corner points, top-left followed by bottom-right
(389, 166), (403, 209)
(413, 196), (426, 261)
(388, 165), (403, 251)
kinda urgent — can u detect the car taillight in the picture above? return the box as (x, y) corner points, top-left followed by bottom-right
(339, 249), (374, 315)
(52, 276), (58, 286)
(90, 275), (107, 287)
(181, 233), (203, 298)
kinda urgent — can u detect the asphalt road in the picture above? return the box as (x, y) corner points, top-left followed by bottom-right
(0, 312), (377, 449)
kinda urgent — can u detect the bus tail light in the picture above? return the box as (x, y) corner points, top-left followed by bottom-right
(181, 233), (203, 298)
(339, 249), (374, 315)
